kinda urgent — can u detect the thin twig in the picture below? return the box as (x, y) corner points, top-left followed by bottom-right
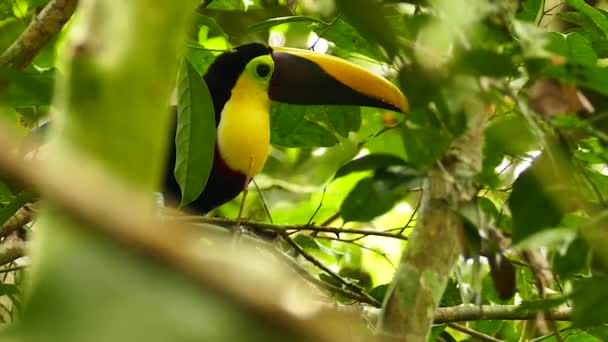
(316, 235), (396, 269)
(307, 187), (326, 226)
(252, 179), (273, 223)
(278, 231), (381, 307)
(186, 217), (408, 241)
(0, 265), (27, 274)
(309, 13), (343, 50)
(447, 323), (503, 342)
(398, 192), (421, 235)
(276, 248), (381, 306)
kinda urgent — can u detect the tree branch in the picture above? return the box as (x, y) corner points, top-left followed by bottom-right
(279, 231), (382, 307)
(0, 233), (26, 267)
(0, 205), (34, 238)
(0, 0), (78, 69)
(0, 123), (346, 342)
(185, 216), (408, 240)
(434, 305), (572, 324)
(447, 323), (503, 342)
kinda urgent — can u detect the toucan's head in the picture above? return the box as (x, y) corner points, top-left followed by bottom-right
(203, 43), (408, 119)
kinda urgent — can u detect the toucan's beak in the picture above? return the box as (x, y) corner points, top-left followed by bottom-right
(269, 47), (408, 113)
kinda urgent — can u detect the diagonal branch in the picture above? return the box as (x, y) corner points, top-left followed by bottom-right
(185, 216), (408, 240)
(0, 0), (78, 69)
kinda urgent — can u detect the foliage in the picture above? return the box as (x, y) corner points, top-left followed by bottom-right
(1, 0), (608, 340)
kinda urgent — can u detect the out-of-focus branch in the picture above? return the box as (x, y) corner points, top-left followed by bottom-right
(434, 305), (572, 324)
(0, 233), (26, 267)
(0, 123), (348, 342)
(0, 205), (34, 238)
(0, 0), (78, 69)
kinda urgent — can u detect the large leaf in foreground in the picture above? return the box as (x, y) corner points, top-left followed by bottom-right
(175, 57), (215, 207)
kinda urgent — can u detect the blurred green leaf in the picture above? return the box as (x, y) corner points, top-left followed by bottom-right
(334, 153), (408, 180)
(335, 0), (399, 58)
(486, 115), (539, 157)
(270, 103), (338, 147)
(313, 18), (385, 61)
(0, 67), (54, 107)
(0, 283), (19, 296)
(194, 14), (228, 39)
(554, 237), (591, 279)
(565, 0), (608, 38)
(248, 16), (325, 32)
(573, 275), (608, 327)
(547, 32), (597, 66)
(293, 234), (319, 250)
(516, 0), (543, 22)
(509, 158), (566, 243)
(175, 57), (216, 207)
(439, 280), (462, 307)
(0, 181), (12, 202)
(11, 0), (27, 19)
(453, 49), (516, 77)
(368, 283), (389, 303)
(401, 107), (451, 170)
(206, 0), (262, 11)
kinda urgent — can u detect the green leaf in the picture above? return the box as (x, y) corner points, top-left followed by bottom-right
(0, 283), (19, 296)
(12, 0), (27, 19)
(572, 275), (608, 327)
(453, 49), (516, 77)
(0, 181), (13, 202)
(508, 156), (566, 243)
(340, 176), (404, 223)
(313, 18), (385, 62)
(335, 0), (399, 58)
(174, 57), (216, 207)
(368, 283), (389, 303)
(547, 32), (597, 66)
(206, 0), (262, 11)
(316, 106), (361, 138)
(194, 14), (228, 39)
(334, 153), (408, 179)
(516, 0), (544, 22)
(248, 16), (325, 32)
(401, 107), (451, 170)
(0, 191), (33, 226)
(293, 234), (319, 250)
(554, 237), (591, 279)
(270, 103), (338, 147)
(319, 273), (343, 288)
(440, 280), (462, 307)
(565, 0), (608, 38)
(0, 67), (54, 107)
(517, 296), (569, 312)
(485, 115), (539, 157)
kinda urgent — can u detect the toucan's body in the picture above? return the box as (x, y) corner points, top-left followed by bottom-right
(165, 43), (408, 213)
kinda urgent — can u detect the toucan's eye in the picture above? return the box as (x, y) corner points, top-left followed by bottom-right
(256, 63), (271, 78)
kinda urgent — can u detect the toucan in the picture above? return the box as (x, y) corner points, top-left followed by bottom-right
(164, 43), (408, 213)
